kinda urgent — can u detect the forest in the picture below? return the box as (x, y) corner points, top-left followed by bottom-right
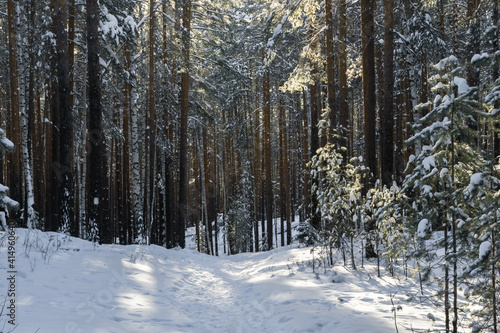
(0, 0), (499, 331)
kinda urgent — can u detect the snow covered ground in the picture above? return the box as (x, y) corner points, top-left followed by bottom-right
(0, 228), (446, 333)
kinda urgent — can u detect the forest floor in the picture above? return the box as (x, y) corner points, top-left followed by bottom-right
(0, 228), (449, 333)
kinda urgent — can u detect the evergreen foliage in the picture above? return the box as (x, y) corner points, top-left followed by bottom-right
(227, 168), (254, 254)
(0, 129), (20, 230)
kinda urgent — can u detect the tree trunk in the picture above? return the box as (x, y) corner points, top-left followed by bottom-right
(381, 0), (394, 186)
(324, 0), (336, 144)
(339, 0), (349, 154)
(263, 67), (273, 250)
(18, 1), (35, 229)
(50, 0), (74, 234)
(178, 0), (191, 248)
(146, 0), (157, 244)
(68, 0), (75, 111)
(361, 0), (377, 179)
(87, 0), (110, 243)
(492, 227), (498, 333)
(301, 89), (310, 223)
(466, 0), (480, 87)
(252, 76), (261, 251)
(7, 0), (21, 222)
(494, 0), (500, 160)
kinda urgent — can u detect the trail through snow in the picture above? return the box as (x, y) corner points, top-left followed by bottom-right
(0, 229), (443, 332)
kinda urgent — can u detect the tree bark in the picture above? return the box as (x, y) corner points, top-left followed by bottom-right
(263, 67), (273, 250)
(361, 0), (377, 180)
(339, 0), (349, 154)
(7, 0), (22, 222)
(381, 0), (394, 186)
(49, 0), (74, 234)
(466, 0), (480, 87)
(253, 83), (261, 251)
(146, 0), (157, 244)
(178, 0), (191, 248)
(87, 0), (110, 243)
(494, 0), (500, 160)
(324, 0), (337, 144)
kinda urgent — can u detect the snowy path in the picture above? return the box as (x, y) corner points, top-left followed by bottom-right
(1, 230), (442, 332)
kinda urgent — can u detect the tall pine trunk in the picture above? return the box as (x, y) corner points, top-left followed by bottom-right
(7, 0), (21, 222)
(87, 0), (110, 243)
(178, 0), (191, 248)
(50, 0), (74, 234)
(18, 1), (36, 230)
(324, 0), (336, 144)
(263, 67), (273, 250)
(361, 0), (377, 179)
(309, 23), (321, 230)
(146, 0), (157, 244)
(339, 0), (349, 154)
(381, 0), (394, 186)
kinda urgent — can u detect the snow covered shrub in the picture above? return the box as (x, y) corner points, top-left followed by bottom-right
(227, 169), (254, 254)
(404, 55), (489, 328)
(294, 222), (320, 246)
(0, 129), (20, 231)
(461, 161), (500, 332)
(374, 184), (412, 276)
(309, 144), (367, 266)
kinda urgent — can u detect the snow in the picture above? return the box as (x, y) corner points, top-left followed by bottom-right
(422, 155), (435, 171)
(453, 77), (470, 95)
(470, 53), (489, 64)
(2, 196), (19, 210)
(0, 229), (444, 332)
(468, 172), (483, 192)
(0, 137), (15, 151)
(100, 7), (122, 45)
(479, 241), (491, 260)
(421, 185), (433, 196)
(417, 219), (431, 238)
(0, 184), (9, 194)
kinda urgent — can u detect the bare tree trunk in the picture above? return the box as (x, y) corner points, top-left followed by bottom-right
(361, 0), (377, 180)
(263, 67), (273, 250)
(282, 101), (291, 246)
(301, 89), (310, 222)
(68, 0), (75, 111)
(18, 1), (35, 229)
(7, 0), (21, 221)
(492, 226), (498, 333)
(279, 98), (286, 247)
(381, 0), (394, 186)
(309, 22), (321, 230)
(494, 0), (500, 160)
(128, 44), (143, 244)
(178, 0), (191, 248)
(253, 84), (261, 251)
(146, 0), (157, 244)
(87, 0), (110, 243)
(324, 0), (336, 144)
(339, 0), (349, 154)
(50, 0), (74, 234)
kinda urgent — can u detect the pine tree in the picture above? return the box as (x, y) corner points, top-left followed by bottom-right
(310, 144), (366, 268)
(405, 55), (483, 331)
